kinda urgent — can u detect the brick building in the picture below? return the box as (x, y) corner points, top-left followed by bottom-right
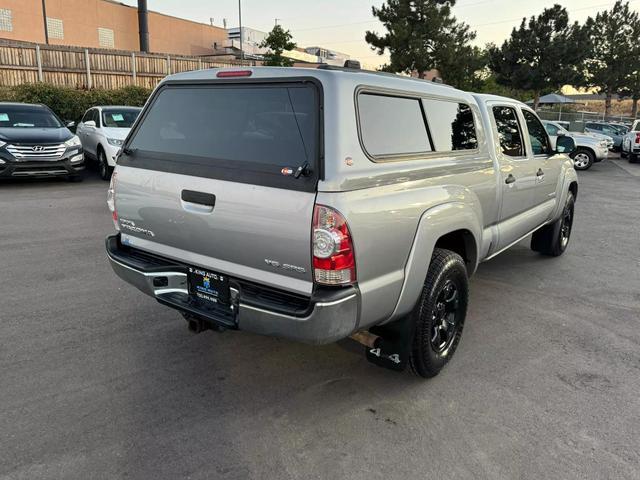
(0, 0), (227, 55)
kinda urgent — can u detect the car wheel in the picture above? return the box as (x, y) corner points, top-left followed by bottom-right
(531, 192), (575, 257)
(98, 148), (111, 181)
(571, 149), (594, 170)
(408, 248), (468, 378)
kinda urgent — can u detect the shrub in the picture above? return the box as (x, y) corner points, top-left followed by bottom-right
(0, 83), (152, 124)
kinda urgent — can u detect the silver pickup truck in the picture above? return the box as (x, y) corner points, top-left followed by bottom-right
(105, 67), (578, 378)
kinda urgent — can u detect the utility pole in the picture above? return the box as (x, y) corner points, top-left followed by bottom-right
(275, 18), (280, 26)
(41, 0), (49, 44)
(238, 0), (244, 61)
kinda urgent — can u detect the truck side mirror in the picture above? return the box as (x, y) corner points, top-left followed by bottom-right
(556, 135), (576, 155)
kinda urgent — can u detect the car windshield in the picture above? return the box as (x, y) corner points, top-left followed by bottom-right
(0, 106), (63, 128)
(101, 109), (141, 128)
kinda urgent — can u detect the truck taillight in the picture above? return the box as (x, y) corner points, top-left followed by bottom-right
(312, 205), (356, 285)
(635, 133), (640, 143)
(106, 171), (119, 231)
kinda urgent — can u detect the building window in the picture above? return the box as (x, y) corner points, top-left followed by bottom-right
(47, 17), (64, 39)
(98, 27), (115, 48)
(0, 9), (12, 32)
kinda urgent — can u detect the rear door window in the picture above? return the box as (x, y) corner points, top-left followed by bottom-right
(124, 82), (319, 191)
(358, 93), (431, 158)
(493, 106), (524, 157)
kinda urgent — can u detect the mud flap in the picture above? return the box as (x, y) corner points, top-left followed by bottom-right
(366, 317), (413, 372)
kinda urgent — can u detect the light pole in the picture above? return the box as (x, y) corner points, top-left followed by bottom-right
(238, 0), (244, 62)
(41, 0), (49, 44)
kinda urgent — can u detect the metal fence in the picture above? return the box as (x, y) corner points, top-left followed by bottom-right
(0, 40), (253, 89)
(536, 110), (637, 131)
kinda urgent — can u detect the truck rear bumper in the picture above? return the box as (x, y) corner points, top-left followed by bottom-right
(105, 234), (359, 344)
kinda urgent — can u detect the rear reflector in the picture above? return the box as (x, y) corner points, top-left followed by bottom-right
(312, 205), (356, 285)
(216, 70), (253, 78)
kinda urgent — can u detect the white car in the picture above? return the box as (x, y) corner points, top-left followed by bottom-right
(543, 120), (609, 170)
(76, 106), (142, 180)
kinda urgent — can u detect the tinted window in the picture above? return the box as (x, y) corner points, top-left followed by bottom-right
(102, 108), (141, 128)
(493, 106), (524, 157)
(422, 99), (478, 151)
(544, 122), (559, 136)
(523, 110), (551, 155)
(91, 109), (101, 127)
(129, 85), (317, 169)
(0, 105), (62, 128)
(586, 123), (601, 131)
(81, 109), (93, 123)
(358, 93), (431, 157)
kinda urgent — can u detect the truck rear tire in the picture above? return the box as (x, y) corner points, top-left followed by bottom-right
(531, 192), (575, 257)
(409, 248), (468, 378)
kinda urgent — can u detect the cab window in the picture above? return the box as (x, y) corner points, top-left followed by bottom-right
(523, 110), (551, 155)
(493, 106), (524, 157)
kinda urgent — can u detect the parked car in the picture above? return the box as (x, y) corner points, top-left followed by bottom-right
(584, 121), (624, 150)
(105, 67), (578, 378)
(543, 120), (610, 170)
(76, 106), (142, 180)
(621, 119), (640, 162)
(0, 102), (84, 181)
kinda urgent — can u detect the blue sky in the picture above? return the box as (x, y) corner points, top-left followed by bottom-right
(122, 0), (640, 67)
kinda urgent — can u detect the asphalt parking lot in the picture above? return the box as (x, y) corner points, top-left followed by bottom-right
(1, 157), (639, 480)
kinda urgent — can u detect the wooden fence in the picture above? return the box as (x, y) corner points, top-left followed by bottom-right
(0, 41), (253, 89)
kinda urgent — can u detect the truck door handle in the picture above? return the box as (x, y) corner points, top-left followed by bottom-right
(505, 174), (516, 184)
(181, 190), (216, 207)
(536, 168), (544, 177)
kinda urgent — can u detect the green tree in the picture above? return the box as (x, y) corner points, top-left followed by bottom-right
(488, 4), (589, 110)
(259, 25), (296, 67)
(584, 1), (638, 117)
(618, 71), (640, 118)
(441, 45), (488, 90)
(365, 0), (476, 82)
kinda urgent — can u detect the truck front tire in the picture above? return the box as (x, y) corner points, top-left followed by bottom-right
(409, 248), (468, 378)
(531, 192), (575, 257)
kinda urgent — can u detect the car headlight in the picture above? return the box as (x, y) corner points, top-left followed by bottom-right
(599, 141), (608, 148)
(64, 135), (81, 148)
(107, 138), (124, 147)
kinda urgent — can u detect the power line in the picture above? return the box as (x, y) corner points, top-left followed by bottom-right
(290, 0), (638, 36)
